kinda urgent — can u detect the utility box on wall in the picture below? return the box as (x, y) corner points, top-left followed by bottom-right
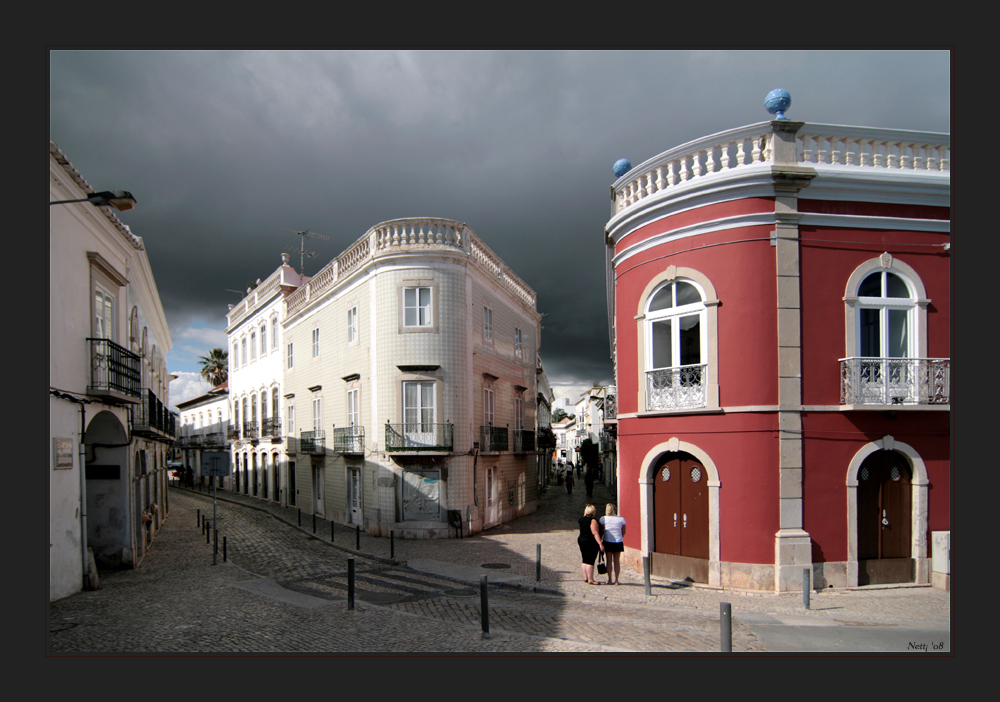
(931, 531), (950, 591)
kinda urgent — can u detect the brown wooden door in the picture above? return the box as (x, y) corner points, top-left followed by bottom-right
(652, 453), (709, 580)
(858, 450), (912, 584)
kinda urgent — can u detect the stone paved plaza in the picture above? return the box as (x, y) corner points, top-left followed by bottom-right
(47, 479), (950, 653)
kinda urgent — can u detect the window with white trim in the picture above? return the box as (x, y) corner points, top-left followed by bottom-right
(287, 342), (294, 369)
(645, 279), (707, 410)
(241, 337), (247, 367)
(94, 285), (115, 340)
(272, 387), (279, 420)
(514, 327), (522, 358)
(347, 388), (359, 427)
(857, 270), (915, 359)
(312, 397), (322, 433)
(260, 324), (267, 355)
(484, 388), (495, 426)
(287, 403), (294, 436)
(271, 316), (278, 351)
(514, 397), (524, 431)
(250, 331), (256, 361)
(347, 306), (358, 343)
(484, 306), (493, 342)
(312, 328), (320, 358)
(403, 381), (436, 427)
(403, 287), (432, 327)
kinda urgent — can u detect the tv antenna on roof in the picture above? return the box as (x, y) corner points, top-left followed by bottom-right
(282, 227), (329, 276)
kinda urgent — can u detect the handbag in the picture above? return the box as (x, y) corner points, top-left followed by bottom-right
(597, 551), (607, 575)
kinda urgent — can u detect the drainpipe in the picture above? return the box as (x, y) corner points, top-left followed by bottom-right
(79, 401), (90, 589)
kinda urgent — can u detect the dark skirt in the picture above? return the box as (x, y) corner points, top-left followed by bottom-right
(578, 537), (600, 565)
(603, 540), (624, 553)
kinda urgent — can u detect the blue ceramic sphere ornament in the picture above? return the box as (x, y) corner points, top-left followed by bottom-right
(765, 89), (791, 120)
(613, 158), (632, 178)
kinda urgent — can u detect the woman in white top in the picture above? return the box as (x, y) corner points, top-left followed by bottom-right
(599, 503), (627, 585)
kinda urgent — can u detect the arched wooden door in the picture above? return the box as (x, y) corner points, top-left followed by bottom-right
(652, 452), (709, 582)
(858, 450), (913, 585)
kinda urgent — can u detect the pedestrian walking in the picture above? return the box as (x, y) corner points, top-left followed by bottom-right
(599, 503), (626, 585)
(576, 461), (582, 479)
(578, 504), (605, 585)
(585, 468), (595, 498)
(565, 470), (574, 494)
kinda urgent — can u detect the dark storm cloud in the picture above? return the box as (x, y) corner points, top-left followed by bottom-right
(49, 49), (949, 399)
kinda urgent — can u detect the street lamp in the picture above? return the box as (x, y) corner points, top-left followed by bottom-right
(50, 190), (137, 212)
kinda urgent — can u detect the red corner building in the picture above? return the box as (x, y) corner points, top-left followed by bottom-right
(605, 111), (950, 592)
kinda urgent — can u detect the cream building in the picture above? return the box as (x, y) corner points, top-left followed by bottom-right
(176, 381), (229, 483)
(49, 142), (174, 600)
(279, 218), (542, 537)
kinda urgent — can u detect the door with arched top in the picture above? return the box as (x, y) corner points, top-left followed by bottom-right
(858, 450), (913, 585)
(652, 452), (709, 582)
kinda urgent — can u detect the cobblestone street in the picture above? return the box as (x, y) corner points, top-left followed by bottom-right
(47, 481), (949, 653)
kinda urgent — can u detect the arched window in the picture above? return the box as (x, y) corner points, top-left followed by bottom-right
(842, 255), (945, 406)
(645, 280), (707, 410)
(636, 266), (719, 413)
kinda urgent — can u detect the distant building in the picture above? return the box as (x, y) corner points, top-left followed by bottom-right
(176, 381), (230, 483)
(606, 101), (950, 591)
(50, 142), (175, 600)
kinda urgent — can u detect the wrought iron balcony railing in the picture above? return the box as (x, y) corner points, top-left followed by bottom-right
(385, 423), (453, 452)
(261, 417), (282, 438)
(300, 430), (326, 454)
(243, 422), (259, 440)
(646, 364), (707, 411)
(480, 425), (508, 452)
(840, 357), (950, 406)
(333, 426), (365, 453)
(132, 389), (176, 440)
(604, 393), (617, 420)
(87, 338), (141, 402)
(512, 429), (535, 453)
(226, 425), (240, 442)
(537, 426), (556, 450)
(203, 431), (223, 447)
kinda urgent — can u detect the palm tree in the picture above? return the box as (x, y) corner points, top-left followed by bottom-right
(198, 348), (228, 387)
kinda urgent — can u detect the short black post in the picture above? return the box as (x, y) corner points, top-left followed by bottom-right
(206, 520), (211, 544)
(196, 509), (200, 526)
(390, 530), (395, 559)
(720, 602), (732, 652)
(536, 544), (541, 581)
(313, 513), (316, 534)
(803, 568), (811, 610)
(297, 508), (301, 527)
(213, 525), (218, 565)
(331, 520), (335, 542)
(480, 575), (490, 639)
(643, 555), (652, 596)
(356, 524), (360, 550)
(223, 536), (227, 562)
(347, 558), (355, 611)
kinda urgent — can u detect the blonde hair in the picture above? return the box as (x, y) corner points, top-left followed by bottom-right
(584, 504), (596, 517)
(605, 503), (617, 516)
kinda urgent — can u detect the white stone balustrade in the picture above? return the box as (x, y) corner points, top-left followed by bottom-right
(227, 265), (285, 327)
(284, 218), (537, 319)
(613, 122), (950, 215)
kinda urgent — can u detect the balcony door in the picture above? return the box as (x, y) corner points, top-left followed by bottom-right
(485, 464), (499, 528)
(856, 269), (917, 404)
(311, 457), (324, 516)
(403, 381), (435, 448)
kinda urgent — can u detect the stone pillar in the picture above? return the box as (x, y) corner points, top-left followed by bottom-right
(769, 120), (817, 592)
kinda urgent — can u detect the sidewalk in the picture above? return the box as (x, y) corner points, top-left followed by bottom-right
(174, 474), (951, 629)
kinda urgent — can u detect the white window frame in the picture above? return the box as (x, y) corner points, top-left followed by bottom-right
(484, 388), (495, 426)
(260, 324), (267, 355)
(312, 328), (320, 358)
(271, 316), (279, 351)
(484, 305), (493, 342)
(287, 403), (295, 437)
(287, 342), (294, 369)
(241, 337), (247, 367)
(403, 286), (433, 328)
(347, 388), (360, 427)
(514, 327), (522, 358)
(250, 330), (257, 361)
(94, 284), (115, 341)
(514, 396), (524, 431)
(312, 397), (322, 433)
(347, 306), (358, 344)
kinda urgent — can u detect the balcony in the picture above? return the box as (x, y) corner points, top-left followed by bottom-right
(203, 431), (224, 447)
(261, 417), (282, 439)
(604, 392), (617, 421)
(480, 425), (508, 453)
(226, 425), (240, 442)
(840, 357), (950, 407)
(537, 426), (556, 450)
(385, 423), (453, 452)
(243, 421), (259, 440)
(646, 365), (707, 411)
(87, 338), (141, 403)
(512, 429), (535, 453)
(334, 426), (365, 454)
(132, 389), (176, 441)
(300, 430), (326, 454)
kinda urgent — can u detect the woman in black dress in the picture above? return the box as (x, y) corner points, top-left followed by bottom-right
(578, 504), (605, 585)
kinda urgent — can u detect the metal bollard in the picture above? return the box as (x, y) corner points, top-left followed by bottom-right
(313, 513), (316, 534)
(206, 520), (210, 544)
(331, 521), (335, 542)
(223, 536), (227, 562)
(536, 544), (541, 582)
(347, 558), (355, 611)
(196, 509), (200, 526)
(803, 568), (811, 610)
(297, 508), (301, 527)
(356, 524), (360, 550)
(643, 555), (652, 596)
(480, 575), (490, 639)
(390, 530), (394, 559)
(720, 602), (732, 652)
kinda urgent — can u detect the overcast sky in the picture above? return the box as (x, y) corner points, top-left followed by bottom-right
(49, 49), (950, 409)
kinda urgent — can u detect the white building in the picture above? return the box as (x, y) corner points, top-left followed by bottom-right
(226, 254), (306, 505)
(279, 218), (542, 537)
(176, 381), (229, 483)
(49, 142), (174, 601)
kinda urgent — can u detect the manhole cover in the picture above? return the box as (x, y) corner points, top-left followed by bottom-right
(443, 588), (477, 597)
(481, 563), (511, 569)
(358, 592), (407, 604)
